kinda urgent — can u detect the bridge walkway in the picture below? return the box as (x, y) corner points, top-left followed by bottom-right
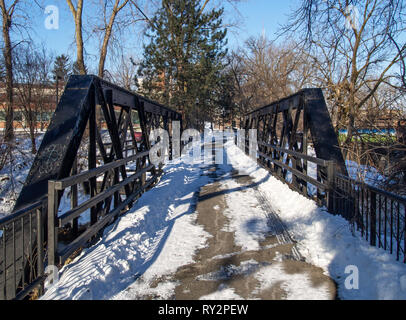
(39, 139), (337, 300)
(114, 141), (336, 300)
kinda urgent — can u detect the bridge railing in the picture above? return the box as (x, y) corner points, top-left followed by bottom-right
(238, 138), (405, 263)
(257, 140), (335, 208)
(0, 75), (182, 300)
(240, 87), (405, 263)
(102, 139), (138, 159)
(238, 135), (406, 263)
(238, 135), (335, 209)
(47, 150), (158, 267)
(0, 200), (46, 300)
(332, 173), (405, 263)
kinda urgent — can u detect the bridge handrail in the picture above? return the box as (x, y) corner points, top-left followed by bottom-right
(335, 172), (406, 205)
(0, 199), (46, 300)
(0, 200), (44, 227)
(237, 135), (333, 194)
(54, 150), (149, 190)
(257, 150), (329, 190)
(47, 144), (159, 268)
(57, 164), (154, 226)
(250, 139), (330, 166)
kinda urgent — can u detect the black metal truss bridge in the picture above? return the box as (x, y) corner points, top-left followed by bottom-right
(0, 76), (404, 300)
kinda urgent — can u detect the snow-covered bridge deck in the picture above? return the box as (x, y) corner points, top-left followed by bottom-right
(40, 140), (406, 300)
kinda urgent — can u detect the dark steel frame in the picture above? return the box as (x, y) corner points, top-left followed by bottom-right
(240, 88), (405, 263)
(0, 75), (182, 300)
(0, 200), (46, 300)
(240, 88), (346, 205)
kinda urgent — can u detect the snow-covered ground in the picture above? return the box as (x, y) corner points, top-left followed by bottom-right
(39, 137), (406, 300)
(0, 134), (44, 216)
(41, 146), (212, 300)
(304, 146), (386, 196)
(225, 141), (406, 300)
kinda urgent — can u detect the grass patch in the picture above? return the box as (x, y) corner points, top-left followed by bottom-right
(338, 133), (397, 145)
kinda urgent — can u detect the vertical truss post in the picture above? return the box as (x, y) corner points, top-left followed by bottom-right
(326, 160), (335, 213)
(103, 88), (131, 198)
(88, 86), (97, 225)
(71, 158), (78, 236)
(302, 95), (309, 191)
(36, 206), (44, 296)
(135, 97), (148, 186)
(47, 181), (58, 267)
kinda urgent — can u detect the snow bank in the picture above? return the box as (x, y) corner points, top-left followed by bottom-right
(224, 141), (406, 300)
(41, 154), (211, 300)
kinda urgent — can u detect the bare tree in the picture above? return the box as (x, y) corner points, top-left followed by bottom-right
(0, 52), (5, 81)
(282, 0), (406, 150)
(227, 51), (253, 125)
(111, 53), (138, 90)
(0, 0), (20, 142)
(13, 44), (52, 153)
(66, 0), (87, 75)
(92, 0), (132, 78)
(228, 35), (313, 118)
(67, 0), (150, 78)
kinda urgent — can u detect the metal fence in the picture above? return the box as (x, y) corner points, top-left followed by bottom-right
(0, 200), (46, 300)
(0, 75), (181, 300)
(238, 136), (406, 263)
(332, 173), (405, 263)
(48, 149), (157, 267)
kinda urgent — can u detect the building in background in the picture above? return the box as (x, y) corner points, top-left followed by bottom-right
(0, 81), (63, 132)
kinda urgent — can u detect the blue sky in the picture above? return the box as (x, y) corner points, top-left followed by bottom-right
(226, 0), (299, 49)
(29, 0), (298, 70)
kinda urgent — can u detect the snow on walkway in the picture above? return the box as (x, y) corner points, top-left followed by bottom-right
(224, 141), (406, 300)
(41, 138), (406, 300)
(41, 153), (211, 300)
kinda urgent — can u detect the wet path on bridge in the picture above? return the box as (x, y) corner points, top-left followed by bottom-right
(171, 166), (336, 299)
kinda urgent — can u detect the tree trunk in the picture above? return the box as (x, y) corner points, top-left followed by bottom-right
(98, 10), (116, 78)
(29, 112), (36, 154)
(98, 0), (130, 78)
(67, 0), (86, 75)
(1, 1), (14, 142)
(75, 5), (86, 75)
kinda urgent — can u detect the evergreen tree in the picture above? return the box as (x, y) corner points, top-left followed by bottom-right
(216, 69), (236, 128)
(137, 0), (228, 130)
(52, 54), (71, 83)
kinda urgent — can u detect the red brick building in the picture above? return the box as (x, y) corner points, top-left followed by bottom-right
(0, 82), (63, 131)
